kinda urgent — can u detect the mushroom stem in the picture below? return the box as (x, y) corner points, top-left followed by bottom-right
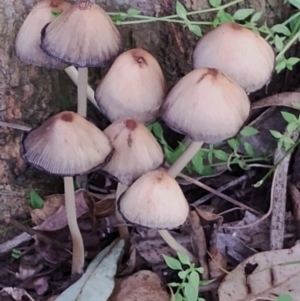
(158, 230), (197, 262)
(77, 67), (88, 117)
(64, 176), (85, 275)
(167, 141), (204, 178)
(64, 66), (98, 108)
(116, 184), (130, 249)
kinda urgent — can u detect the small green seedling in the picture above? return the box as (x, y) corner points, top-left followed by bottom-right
(30, 189), (44, 209)
(163, 252), (214, 301)
(11, 248), (21, 259)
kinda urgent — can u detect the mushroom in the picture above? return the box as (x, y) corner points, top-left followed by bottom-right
(103, 118), (164, 186)
(95, 48), (166, 124)
(22, 111), (112, 274)
(41, 0), (122, 117)
(192, 22), (275, 93)
(162, 68), (250, 178)
(118, 170), (195, 260)
(15, 0), (71, 69)
(102, 118), (164, 246)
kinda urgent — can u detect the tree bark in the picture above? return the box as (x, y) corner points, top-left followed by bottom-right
(0, 0), (269, 240)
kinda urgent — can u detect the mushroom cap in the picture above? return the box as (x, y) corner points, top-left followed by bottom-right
(118, 170), (189, 229)
(95, 48), (166, 124)
(22, 111), (112, 176)
(15, 0), (71, 69)
(41, 0), (122, 67)
(192, 22), (275, 93)
(161, 68), (250, 144)
(102, 118), (164, 185)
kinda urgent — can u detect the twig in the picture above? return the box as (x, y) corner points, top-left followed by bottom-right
(193, 171), (255, 206)
(0, 121), (31, 131)
(178, 173), (261, 215)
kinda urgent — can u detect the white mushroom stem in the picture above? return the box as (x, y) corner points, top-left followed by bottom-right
(158, 230), (197, 262)
(77, 67), (88, 117)
(64, 66), (98, 109)
(167, 141), (204, 178)
(64, 176), (85, 275)
(116, 183), (130, 243)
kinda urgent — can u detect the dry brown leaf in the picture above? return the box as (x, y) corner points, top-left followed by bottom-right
(194, 207), (222, 223)
(36, 190), (89, 231)
(0, 287), (35, 301)
(16, 254), (44, 280)
(110, 270), (169, 301)
(218, 243), (300, 301)
(208, 245), (227, 279)
(252, 92), (300, 109)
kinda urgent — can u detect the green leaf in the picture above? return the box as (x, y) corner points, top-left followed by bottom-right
(178, 270), (189, 279)
(240, 126), (259, 137)
(272, 24), (291, 36)
(233, 9), (255, 20)
(188, 24), (202, 37)
(176, 1), (187, 20)
(288, 0), (300, 9)
(270, 130), (283, 139)
(217, 10), (234, 23)
(51, 9), (62, 17)
(169, 282), (180, 287)
(227, 138), (239, 152)
(275, 58), (287, 73)
(286, 57), (300, 70)
(274, 35), (284, 51)
(30, 189), (44, 209)
(209, 0), (221, 7)
(195, 267), (204, 274)
(250, 11), (262, 23)
(184, 283), (198, 301)
(165, 142), (186, 165)
(283, 136), (295, 149)
(189, 271), (200, 288)
(281, 111), (297, 123)
(191, 151), (204, 174)
(55, 239), (124, 301)
(175, 292), (183, 301)
(177, 252), (191, 265)
(208, 151), (213, 165)
(126, 8), (141, 16)
(292, 102), (300, 110)
(213, 149), (229, 161)
(244, 142), (254, 157)
(163, 255), (182, 270)
(276, 294), (293, 301)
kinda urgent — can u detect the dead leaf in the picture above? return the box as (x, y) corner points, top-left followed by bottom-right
(252, 92), (300, 109)
(0, 287), (35, 301)
(36, 190), (89, 232)
(194, 207), (222, 223)
(218, 243), (300, 301)
(110, 270), (169, 301)
(189, 211), (209, 279)
(208, 245), (227, 279)
(288, 182), (300, 237)
(23, 277), (49, 295)
(16, 254), (44, 280)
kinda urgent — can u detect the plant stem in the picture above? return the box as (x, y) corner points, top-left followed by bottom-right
(77, 67), (88, 117)
(116, 18), (212, 25)
(64, 177), (84, 275)
(158, 229), (197, 262)
(167, 141), (204, 177)
(276, 30), (300, 61)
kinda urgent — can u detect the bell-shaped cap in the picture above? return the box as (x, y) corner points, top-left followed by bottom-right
(95, 48), (166, 124)
(162, 68), (250, 144)
(102, 118), (164, 185)
(22, 111), (112, 176)
(118, 170), (189, 229)
(15, 0), (71, 69)
(193, 22), (275, 93)
(41, 0), (122, 67)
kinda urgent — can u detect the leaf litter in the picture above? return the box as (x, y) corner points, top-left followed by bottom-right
(3, 93), (300, 301)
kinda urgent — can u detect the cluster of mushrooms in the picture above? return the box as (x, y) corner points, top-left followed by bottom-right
(15, 0), (275, 276)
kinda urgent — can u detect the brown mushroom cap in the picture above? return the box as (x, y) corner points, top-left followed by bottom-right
(102, 118), (164, 185)
(193, 22), (275, 93)
(40, 0), (122, 67)
(118, 170), (189, 229)
(161, 68), (250, 144)
(22, 111), (112, 176)
(15, 0), (71, 69)
(95, 48), (166, 124)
